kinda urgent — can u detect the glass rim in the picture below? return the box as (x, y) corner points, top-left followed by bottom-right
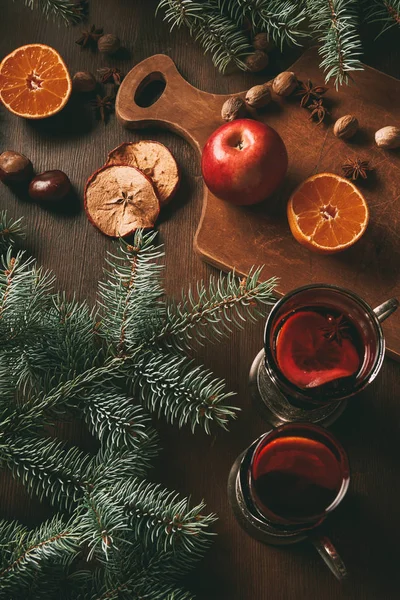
(263, 283), (386, 403)
(248, 423), (350, 525)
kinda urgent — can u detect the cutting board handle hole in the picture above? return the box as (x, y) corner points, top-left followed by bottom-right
(134, 72), (166, 108)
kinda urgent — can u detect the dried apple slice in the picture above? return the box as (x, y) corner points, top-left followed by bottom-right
(84, 164), (160, 237)
(106, 141), (179, 206)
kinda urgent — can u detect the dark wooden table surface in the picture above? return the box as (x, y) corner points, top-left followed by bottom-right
(1, 3), (399, 599)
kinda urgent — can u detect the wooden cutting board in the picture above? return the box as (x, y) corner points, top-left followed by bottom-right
(116, 47), (400, 360)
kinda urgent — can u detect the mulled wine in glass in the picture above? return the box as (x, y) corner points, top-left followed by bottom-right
(249, 284), (398, 426)
(227, 423), (349, 579)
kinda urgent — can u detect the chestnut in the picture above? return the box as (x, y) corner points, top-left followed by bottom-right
(29, 170), (72, 202)
(0, 150), (33, 184)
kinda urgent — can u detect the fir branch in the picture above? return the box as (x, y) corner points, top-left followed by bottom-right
(157, 0), (251, 72)
(98, 232), (165, 355)
(90, 443), (159, 484)
(307, 0), (364, 87)
(84, 389), (159, 452)
(0, 516), (80, 595)
(157, 268), (277, 351)
(0, 211), (24, 252)
(78, 489), (127, 562)
(363, 0), (400, 35)
(219, 0), (309, 48)
(0, 249), (54, 345)
(24, 0), (86, 24)
(0, 435), (90, 510)
(131, 350), (238, 433)
(117, 479), (217, 560)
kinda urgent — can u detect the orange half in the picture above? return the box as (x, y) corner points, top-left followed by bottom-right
(0, 44), (72, 119)
(287, 173), (369, 254)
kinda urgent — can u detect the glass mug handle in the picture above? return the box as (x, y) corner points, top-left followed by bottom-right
(311, 535), (347, 580)
(373, 298), (399, 323)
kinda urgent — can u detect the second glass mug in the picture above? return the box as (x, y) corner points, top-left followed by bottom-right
(228, 422), (350, 580)
(249, 283), (399, 426)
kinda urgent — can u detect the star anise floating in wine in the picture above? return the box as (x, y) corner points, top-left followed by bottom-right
(308, 98), (330, 125)
(76, 25), (104, 49)
(321, 314), (350, 345)
(296, 79), (328, 107)
(342, 158), (372, 180)
(97, 67), (124, 86)
(90, 94), (115, 123)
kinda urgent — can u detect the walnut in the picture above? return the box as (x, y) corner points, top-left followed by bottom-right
(221, 97), (247, 121)
(375, 126), (400, 149)
(97, 34), (121, 55)
(73, 71), (96, 93)
(245, 51), (269, 73)
(333, 115), (359, 140)
(252, 33), (274, 53)
(272, 71), (297, 97)
(245, 84), (271, 109)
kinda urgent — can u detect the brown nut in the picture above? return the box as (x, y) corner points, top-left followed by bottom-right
(245, 51), (269, 73)
(221, 97), (247, 121)
(0, 151), (33, 184)
(272, 71), (297, 97)
(253, 33), (274, 53)
(73, 71), (96, 93)
(333, 115), (359, 140)
(245, 84), (271, 109)
(29, 170), (72, 202)
(97, 34), (121, 55)
(375, 126), (400, 149)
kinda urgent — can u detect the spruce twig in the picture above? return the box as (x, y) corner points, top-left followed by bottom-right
(0, 213), (279, 596)
(24, 0), (86, 24)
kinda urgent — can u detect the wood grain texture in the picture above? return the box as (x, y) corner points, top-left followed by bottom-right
(1, 3), (400, 599)
(116, 48), (400, 360)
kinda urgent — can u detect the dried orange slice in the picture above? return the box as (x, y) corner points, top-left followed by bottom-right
(84, 164), (160, 238)
(287, 173), (369, 254)
(0, 44), (71, 119)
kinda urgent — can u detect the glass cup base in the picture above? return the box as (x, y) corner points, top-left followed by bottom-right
(249, 349), (347, 428)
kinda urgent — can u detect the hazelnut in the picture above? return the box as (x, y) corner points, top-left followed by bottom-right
(253, 33), (274, 53)
(333, 115), (359, 140)
(245, 84), (271, 109)
(272, 71), (297, 97)
(73, 71), (96, 93)
(29, 170), (72, 202)
(0, 151), (33, 184)
(221, 97), (247, 121)
(97, 34), (121, 55)
(245, 51), (269, 73)
(375, 126), (400, 150)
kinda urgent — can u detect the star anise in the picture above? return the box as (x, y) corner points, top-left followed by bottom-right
(308, 98), (329, 125)
(296, 79), (328, 108)
(341, 158), (372, 180)
(97, 67), (124, 86)
(76, 25), (104, 49)
(90, 94), (115, 123)
(320, 315), (350, 345)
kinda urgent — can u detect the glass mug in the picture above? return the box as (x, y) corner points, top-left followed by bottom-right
(249, 284), (398, 426)
(227, 423), (350, 579)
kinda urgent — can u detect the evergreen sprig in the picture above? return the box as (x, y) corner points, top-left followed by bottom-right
(0, 211), (24, 251)
(157, 0), (252, 71)
(24, 0), (86, 24)
(363, 0), (400, 36)
(156, 0), (398, 85)
(0, 214), (277, 598)
(307, 0), (363, 87)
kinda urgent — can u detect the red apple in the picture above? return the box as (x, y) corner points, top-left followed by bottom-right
(201, 118), (288, 206)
